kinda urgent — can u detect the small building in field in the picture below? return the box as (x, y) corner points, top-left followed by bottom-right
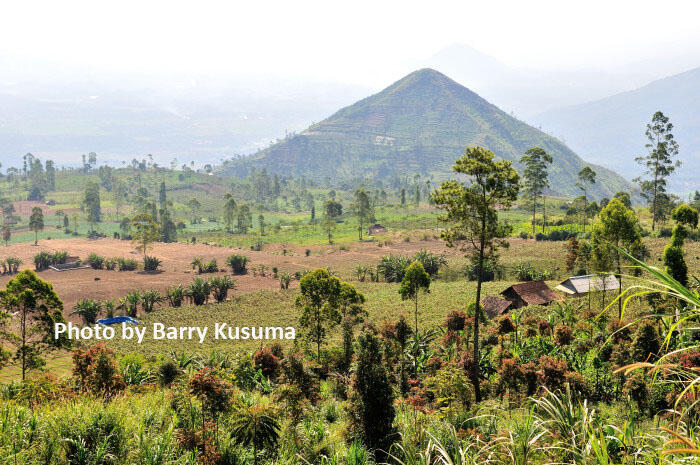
(368, 223), (387, 235)
(556, 274), (620, 297)
(482, 295), (514, 318)
(501, 280), (561, 309)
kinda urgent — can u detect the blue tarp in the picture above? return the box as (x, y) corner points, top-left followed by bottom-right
(97, 316), (139, 325)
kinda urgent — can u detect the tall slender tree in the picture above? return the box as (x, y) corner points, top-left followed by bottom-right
(576, 166), (597, 232)
(29, 207), (44, 245)
(520, 147), (553, 234)
(634, 111), (681, 231)
(433, 146), (519, 402)
(352, 188), (371, 241)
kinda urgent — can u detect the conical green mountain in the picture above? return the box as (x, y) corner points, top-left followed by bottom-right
(239, 68), (633, 199)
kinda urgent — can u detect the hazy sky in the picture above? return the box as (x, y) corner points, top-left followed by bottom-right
(3, 0), (700, 86)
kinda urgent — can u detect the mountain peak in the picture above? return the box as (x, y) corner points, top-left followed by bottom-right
(234, 68), (633, 199)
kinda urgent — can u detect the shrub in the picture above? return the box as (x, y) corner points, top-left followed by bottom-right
(535, 230), (577, 241)
(554, 325), (574, 346)
(143, 255), (162, 272)
(226, 254), (249, 274)
(104, 258), (117, 270)
(513, 262), (551, 281)
(464, 258), (504, 282)
(158, 360), (181, 386)
(413, 249), (447, 276)
(167, 284), (186, 307)
(33, 251), (53, 271)
(72, 343), (125, 395)
(140, 289), (163, 313)
(445, 310), (467, 332)
(538, 356), (568, 392)
(280, 272), (292, 289)
(254, 346), (281, 378)
(117, 257), (138, 271)
(209, 275), (236, 302)
(187, 277), (212, 305)
(120, 290), (141, 317)
(631, 321), (660, 362)
(87, 253), (106, 269)
(71, 299), (102, 324)
(4, 257), (22, 274)
(378, 255), (412, 282)
(59, 410), (126, 464)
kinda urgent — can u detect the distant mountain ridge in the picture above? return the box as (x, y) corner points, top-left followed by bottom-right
(534, 66), (700, 193)
(229, 68), (634, 199)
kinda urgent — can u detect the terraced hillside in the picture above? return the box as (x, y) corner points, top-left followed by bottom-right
(231, 68), (634, 199)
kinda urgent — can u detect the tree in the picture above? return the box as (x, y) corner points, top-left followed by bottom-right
(223, 193), (237, 231)
(352, 188), (372, 241)
(258, 214), (265, 236)
(663, 204), (698, 287)
(433, 146), (520, 402)
(83, 181), (101, 229)
(338, 282), (367, 370)
(576, 166), (597, 232)
(398, 261), (430, 335)
(400, 187), (406, 206)
(112, 180), (127, 219)
(2, 224), (10, 246)
(0, 270), (69, 380)
(322, 200), (342, 244)
(520, 147), (553, 234)
(158, 181), (167, 206)
(591, 198), (644, 320)
(349, 331), (396, 454)
(187, 197), (201, 224)
(634, 111), (681, 231)
(29, 207), (44, 245)
(236, 204), (252, 234)
(130, 213), (161, 262)
(45, 160), (56, 191)
(230, 404), (280, 465)
(295, 268), (341, 361)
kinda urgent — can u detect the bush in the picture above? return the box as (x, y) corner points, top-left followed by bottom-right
(513, 262), (552, 281)
(158, 360), (181, 386)
(34, 251), (67, 271)
(226, 254), (249, 274)
(71, 299), (102, 324)
(167, 284), (186, 307)
(143, 255), (162, 272)
(209, 275), (236, 302)
(464, 258), (504, 282)
(87, 253), (105, 269)
(104, 258), (118, 271)
(117, 257), (138, 271)
(378, 255), (412, 282)
(140, 289), (163, 313)
(2, 257), (22, 274)
(413, 249), (447, 276)
(254, 346), (281, 378)
(187, 277), (212, 305)
(72, 343), (125, 395)
(535, 230), (577, 241)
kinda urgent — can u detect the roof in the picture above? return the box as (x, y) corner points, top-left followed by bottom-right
(501, 280), (562, 306)
(556, 274), (620, 295)
(368, 224), (387, 232)
(482, 295), (513, 318)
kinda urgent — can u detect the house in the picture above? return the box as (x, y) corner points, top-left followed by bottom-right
(556, 274), (620, 297)
(368, 223), (387, 235)
(500, 280), (561, 309)
(482, 295), (514, 318)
